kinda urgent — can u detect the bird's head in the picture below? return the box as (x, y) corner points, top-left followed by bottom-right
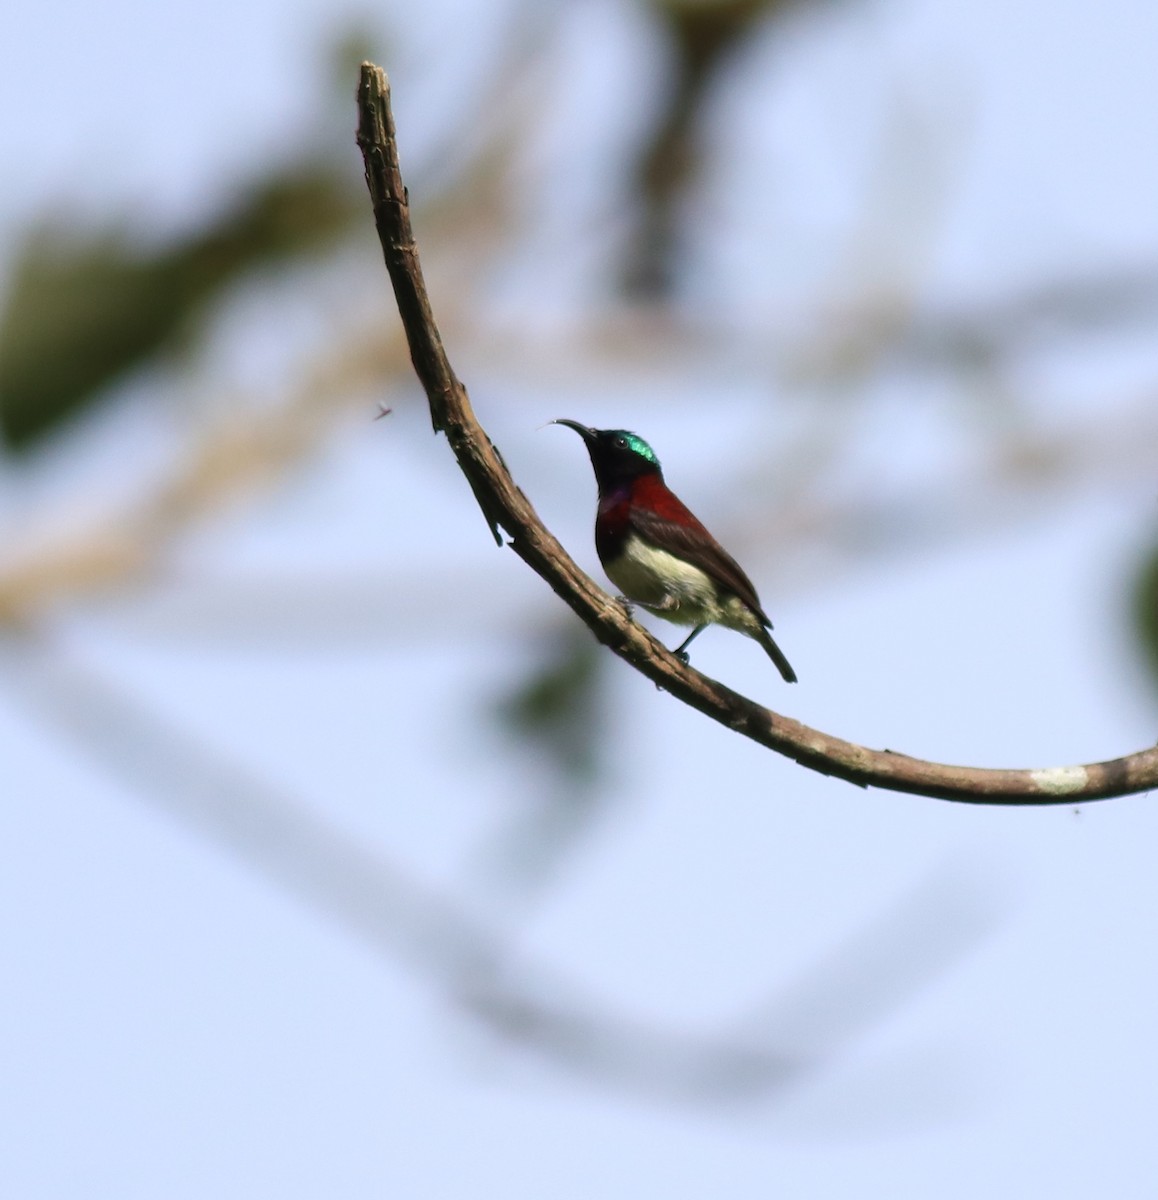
(553, 420), (662, 493)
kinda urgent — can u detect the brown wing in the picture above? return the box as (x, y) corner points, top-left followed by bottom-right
(627, 484), (773, 626)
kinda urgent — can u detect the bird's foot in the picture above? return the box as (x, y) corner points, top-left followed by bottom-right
(672, 625), (705, 664)
(614, 595), (636, 621)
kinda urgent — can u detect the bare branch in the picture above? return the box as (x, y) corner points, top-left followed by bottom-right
(356, 61), (1158, 807)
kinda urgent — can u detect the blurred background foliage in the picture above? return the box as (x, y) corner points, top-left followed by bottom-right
(2, 0), (1158, 1125)
(0, 161), (359, 448)
(4, 0), (1156, 689)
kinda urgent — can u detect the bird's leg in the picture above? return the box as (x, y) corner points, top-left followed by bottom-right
(673, 625), (706, 664)
(614, 595), (636, 621)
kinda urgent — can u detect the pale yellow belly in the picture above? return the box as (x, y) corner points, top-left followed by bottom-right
(604, 533), (766, 639)
(605, 534), (724, 627)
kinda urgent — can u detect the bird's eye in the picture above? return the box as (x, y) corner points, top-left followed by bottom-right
(614, 435), (628, 448)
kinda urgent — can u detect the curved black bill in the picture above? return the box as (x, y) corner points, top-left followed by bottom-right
(552, 418), (597, 443)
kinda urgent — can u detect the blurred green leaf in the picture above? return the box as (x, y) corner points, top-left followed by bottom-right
(624, 0), (786, 297)
(626, 0), (854, 297)
(496, 628), (606, 785)
(482, 628), (610, 897)
(1132, 537), (1158, 693)
(0, 161), (360, 451)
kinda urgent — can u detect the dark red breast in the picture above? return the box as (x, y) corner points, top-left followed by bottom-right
(598, 474), (769, 622)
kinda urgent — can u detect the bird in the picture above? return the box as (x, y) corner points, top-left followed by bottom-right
(554, 420), (796, 682)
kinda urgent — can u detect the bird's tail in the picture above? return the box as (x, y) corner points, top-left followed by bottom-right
(758, 627), (797, 683)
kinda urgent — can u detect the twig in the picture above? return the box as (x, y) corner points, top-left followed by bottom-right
(356, 61), (1158, 807)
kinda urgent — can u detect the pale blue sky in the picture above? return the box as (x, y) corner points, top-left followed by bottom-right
(3, 1), (1158, 1197)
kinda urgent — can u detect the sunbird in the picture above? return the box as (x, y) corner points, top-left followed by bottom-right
(555, 420), (796, 682)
